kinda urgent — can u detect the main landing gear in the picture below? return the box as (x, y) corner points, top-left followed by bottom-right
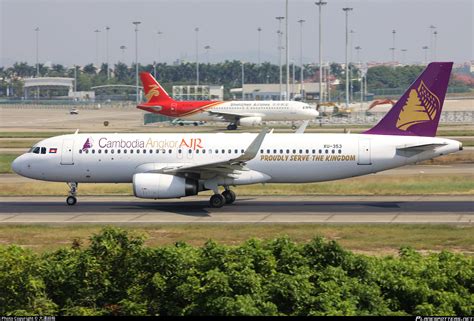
(209, 187), (236, 208)
(227, 123), (238, 130)
(66, 182), (78, 206)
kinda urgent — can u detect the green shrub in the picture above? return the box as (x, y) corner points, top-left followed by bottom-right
(0, 227), (472, 316)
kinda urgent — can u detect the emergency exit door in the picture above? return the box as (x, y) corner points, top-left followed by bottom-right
(358, 138), (371, 165)
(61, 139), (74, 165)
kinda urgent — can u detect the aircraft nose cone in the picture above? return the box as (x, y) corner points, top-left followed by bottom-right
(12, 154), (28, 176)
(11, 155), (22, 175)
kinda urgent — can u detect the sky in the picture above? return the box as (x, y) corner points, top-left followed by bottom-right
(0, 0), (473, 68)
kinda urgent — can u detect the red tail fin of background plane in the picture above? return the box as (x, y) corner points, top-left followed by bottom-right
(139, 72), (174, 105)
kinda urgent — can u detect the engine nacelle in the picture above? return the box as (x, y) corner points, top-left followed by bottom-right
(133, 173), (198, 199)
(239, 117), (262, 126)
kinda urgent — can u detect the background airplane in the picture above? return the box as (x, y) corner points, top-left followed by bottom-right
(136, 72), (319, 130)
(12, 63), (461, 208)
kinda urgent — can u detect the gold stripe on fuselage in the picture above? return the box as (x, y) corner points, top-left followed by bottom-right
(178, 101), (224, 117)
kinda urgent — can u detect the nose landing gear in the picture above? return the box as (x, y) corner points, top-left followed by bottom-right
(66, 182), (78, 206)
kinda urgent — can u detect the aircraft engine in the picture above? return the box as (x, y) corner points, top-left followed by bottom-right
(239, 117), (262, 126)
(133, 173), (198, 199)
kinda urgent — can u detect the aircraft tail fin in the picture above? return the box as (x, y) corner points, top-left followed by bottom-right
(139, 72), (174, 105)
(364, 62), (453, 137)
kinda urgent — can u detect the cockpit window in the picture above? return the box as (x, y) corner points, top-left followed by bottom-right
(41, 147), (46, 154)
(32, 147), (40, 154)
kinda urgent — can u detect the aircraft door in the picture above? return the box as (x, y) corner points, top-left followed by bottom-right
(170, 102), (178, 116)
(358, 138), (371, 165)
(61, 139), (74, 165)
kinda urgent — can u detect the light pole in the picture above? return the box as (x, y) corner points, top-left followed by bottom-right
(292, 61), (295, 98)
(433, 30), (438, 61)
(204, 45), (211, 64)
(316, 1), (327, 103)
(276, 16), (284, 100)
(195, 27), (199, 86)
(391, 29), (396, 64)
(157, 31), (163, 64)
(342, 7), (353, 109)
(285, 0), (289, 101)
(34, 27), (40, 77)
(297, 19), (305, 95)
(355, 46), (363, 106)
(349, 29), (355, 103)
(94, 29), (101, 68)
(132, 21), (141, 104)
(73, 65), (77, 93)
(401, 49), (407, 65)
(257, 27), (262, 65)
(34, 27), (40, 99)
(105, 26), (110, 81)
(241, 61), (245, 101)
(422, 46), (429, 65)
(429, 25), (436, 60)
(120, 45), (127, 63)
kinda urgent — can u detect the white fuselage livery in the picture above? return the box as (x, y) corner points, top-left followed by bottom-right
(12, 132), (461, 184)
(174, 101), (318, 123)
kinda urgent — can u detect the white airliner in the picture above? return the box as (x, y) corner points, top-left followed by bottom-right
(12, 63), (462, 208)
(137, 72), (319, 130)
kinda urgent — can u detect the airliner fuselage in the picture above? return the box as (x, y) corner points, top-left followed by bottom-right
(13, 133), (461, 184)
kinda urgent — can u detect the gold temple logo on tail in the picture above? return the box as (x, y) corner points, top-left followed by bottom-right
(396, 81), (440, 131)
(145, 84), (160, 101)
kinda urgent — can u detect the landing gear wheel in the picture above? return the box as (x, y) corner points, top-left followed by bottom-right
(227, 123), (238, 130)
(222, 190), (236, 204)
(66, 182), (78, 206)
(292, 124), (297, 130)
(210, 194), (226, 208)
(66, 196), (77, 206)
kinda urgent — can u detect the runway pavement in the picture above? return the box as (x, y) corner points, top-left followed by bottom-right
(0, 195), (472, 224)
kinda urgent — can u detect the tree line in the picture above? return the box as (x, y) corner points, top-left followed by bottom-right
(0, 227), (472, 316)
(0, 61), (469, 99)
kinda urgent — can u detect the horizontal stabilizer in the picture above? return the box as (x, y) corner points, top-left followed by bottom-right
(396, 142), (447, 151)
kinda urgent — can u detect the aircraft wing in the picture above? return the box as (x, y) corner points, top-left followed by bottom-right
(206, 110), (260, 122)
(140, 128), (268, 177)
